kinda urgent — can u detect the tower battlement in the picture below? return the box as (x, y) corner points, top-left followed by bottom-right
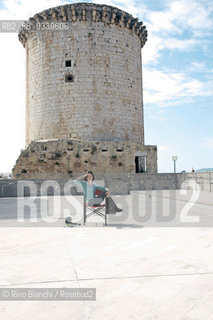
(18, 2), (147, 48)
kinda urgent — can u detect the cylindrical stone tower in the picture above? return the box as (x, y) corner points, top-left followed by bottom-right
(19, 2), (147, 146)
(13, 2), (158, 179)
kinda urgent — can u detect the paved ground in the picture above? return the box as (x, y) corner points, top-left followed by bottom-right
(0, 190), (213, 319)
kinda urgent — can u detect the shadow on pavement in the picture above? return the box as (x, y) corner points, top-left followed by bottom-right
(106, 223), (143, 229)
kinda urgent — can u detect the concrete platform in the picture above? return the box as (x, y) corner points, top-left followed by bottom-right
(0, 190), (213, 319)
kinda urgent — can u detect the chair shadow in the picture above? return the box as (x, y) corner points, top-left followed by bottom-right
(106, 223), (144, 229)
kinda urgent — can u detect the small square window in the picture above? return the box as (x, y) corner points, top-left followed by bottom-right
(65, 60), (71, 67)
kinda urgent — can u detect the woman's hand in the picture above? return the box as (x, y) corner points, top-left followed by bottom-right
(105, 188), (110, 197)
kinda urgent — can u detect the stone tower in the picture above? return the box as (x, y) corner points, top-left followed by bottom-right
(13, 2), (157, 179)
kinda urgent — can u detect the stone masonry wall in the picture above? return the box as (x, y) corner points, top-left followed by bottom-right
(12, 139), (157, 179)
(1, 173), (213, 197)
(19, 3), (147, 146)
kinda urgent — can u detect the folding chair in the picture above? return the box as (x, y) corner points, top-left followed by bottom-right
(83, 189), (108, 226)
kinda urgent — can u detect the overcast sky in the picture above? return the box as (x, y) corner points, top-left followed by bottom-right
(0, 0), (212, 173)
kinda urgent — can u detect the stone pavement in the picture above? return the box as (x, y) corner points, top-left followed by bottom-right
(0, 190), (213, 319)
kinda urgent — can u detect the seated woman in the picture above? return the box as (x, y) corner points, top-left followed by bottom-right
(74, 171), (123, 214)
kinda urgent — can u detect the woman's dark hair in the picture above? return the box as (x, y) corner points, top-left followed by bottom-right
(84, 170), (95, 181)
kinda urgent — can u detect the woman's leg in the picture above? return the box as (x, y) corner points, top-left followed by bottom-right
(106, 196), (123, 214)
(87, 191), (106, 207)
(87, 192), (123, 213)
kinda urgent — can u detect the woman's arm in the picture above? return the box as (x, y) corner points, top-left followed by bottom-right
(94, 185), (110, 197)
(75, 174), (88, 181)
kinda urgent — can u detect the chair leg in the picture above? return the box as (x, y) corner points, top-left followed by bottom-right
(105, 199), (108, 225)
(84, 201), (107, 226)
(105, 197), (109, 215)
(83, 197), (86, 225)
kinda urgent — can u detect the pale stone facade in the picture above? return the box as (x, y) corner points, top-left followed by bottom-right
(13, 3), (157, 179)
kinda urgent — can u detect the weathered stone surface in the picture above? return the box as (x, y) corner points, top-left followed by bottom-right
(12, 139), (157, 179)
(18, 3), (146, 146)
(14, 3), (158, 179)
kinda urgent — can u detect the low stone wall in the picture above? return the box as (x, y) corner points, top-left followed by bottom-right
(12, 139), (157, 179)
(127, 172), (213, 193)
(1, 172), (212, 197)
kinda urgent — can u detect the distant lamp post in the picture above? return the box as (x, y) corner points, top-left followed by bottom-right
(172, 156), (178, 173)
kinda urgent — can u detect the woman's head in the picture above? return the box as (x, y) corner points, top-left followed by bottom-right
(84, 171), (95, 182)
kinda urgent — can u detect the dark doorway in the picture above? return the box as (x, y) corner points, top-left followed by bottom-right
(135, 156), (146, 173)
